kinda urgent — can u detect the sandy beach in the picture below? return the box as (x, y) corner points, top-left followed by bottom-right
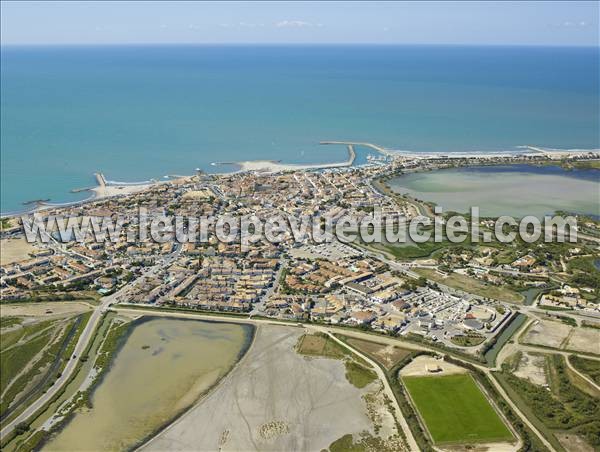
(90, 182), (153, 199)
(214, 143), (357, 174)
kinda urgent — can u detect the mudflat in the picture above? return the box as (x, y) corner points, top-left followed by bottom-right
(143, 324), (381, 451)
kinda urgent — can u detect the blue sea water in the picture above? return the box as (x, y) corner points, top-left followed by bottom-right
(1, 45), (598, 213)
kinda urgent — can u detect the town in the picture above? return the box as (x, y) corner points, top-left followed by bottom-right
(2, 148), (599, 366)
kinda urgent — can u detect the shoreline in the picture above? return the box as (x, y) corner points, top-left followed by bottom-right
(0, 175), (174, 219)
(385, 161), (600, 219)
(40, 315), (257, 452)
(135, 320), (257, 451)
(2, 142), (599, 218)
(212, 142), (357, 173)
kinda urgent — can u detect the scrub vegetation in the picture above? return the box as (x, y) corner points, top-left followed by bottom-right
(498, 354), (600, 450)
(296, 333), (376, 389)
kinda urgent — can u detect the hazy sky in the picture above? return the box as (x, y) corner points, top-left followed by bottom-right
(1, 1), (598, 46)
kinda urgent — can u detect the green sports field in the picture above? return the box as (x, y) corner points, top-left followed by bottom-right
(402, 373), (513, 444)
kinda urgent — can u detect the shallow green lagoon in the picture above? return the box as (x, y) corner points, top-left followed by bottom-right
(45, 317), (253, 451)
(389, 164), (599, 218)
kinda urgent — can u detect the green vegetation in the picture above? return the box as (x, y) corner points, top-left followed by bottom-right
(414, 268), (524, 303)
(14, 422), (30, 435)
(0, 318), (62, 415)
(570, 160), (600, 170)
(438, 356), (547, 451)
(296, 333), (376, 389)
(0, 316), (23, 329)
(329, 433), (364, 452)
(328, 431), (402, 452)
(1, 314), (88, 420)
(344, 360), (377, 389)
(1, 327), (28, 350)
(92, 319), (131, 374)
(387, 353), (435, 451)
(375, 240), (452, 260)
(56, 318), (131, 416)
(566, 256), (600, 297)
(296, 333), (350, 359)
(121, 302), (249, 318)
(569, 355), (600, 386)
(567, 256), (600, 274)
(498, 354), (600, 449)
(402, 373), (512, 444)
(537, 305), (573, 312)
(0, 218), (12, 229)
(557, 315), (577, 327)
(1, 332), (50, 396)
(5, 316), (132, 451)
(450, 333), (486, 347)
(0, 313), (110, 451)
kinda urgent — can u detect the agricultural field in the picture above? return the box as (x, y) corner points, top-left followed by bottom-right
(402, 373), (513, 445)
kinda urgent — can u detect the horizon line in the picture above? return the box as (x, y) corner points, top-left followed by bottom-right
(1, 42), (599, 49)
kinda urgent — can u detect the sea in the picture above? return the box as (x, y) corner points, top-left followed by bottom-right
(1, 45), (598, 213)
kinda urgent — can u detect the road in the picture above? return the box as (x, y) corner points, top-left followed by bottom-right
(321, 328), (558, 452)
(494, 317), (600, 393)
(0, 247), (181, 441)
(111, 306), (556, 451)
(565, 355), (600, 393)
(318, 328), (419, 452)
(355, 243), (477, 301)
(0, 295), (111, 440)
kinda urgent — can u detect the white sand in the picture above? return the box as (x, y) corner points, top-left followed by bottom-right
(91, 183), (153, 199)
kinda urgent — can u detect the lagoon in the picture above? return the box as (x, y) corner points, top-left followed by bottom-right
(389, 164), (600, 218)
(45, 317), (253, 451)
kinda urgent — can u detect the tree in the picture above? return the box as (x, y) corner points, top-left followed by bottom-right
(15, 422), (30, 435)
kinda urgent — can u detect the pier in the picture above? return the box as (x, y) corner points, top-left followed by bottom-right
(94, 172), (107, 188)
(70, 187), (94, 193)
(320, 141), (394, 157)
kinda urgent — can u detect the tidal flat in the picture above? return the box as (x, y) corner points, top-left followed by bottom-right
(45, 317), (253, 451)
(143, 324), (400, 452)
